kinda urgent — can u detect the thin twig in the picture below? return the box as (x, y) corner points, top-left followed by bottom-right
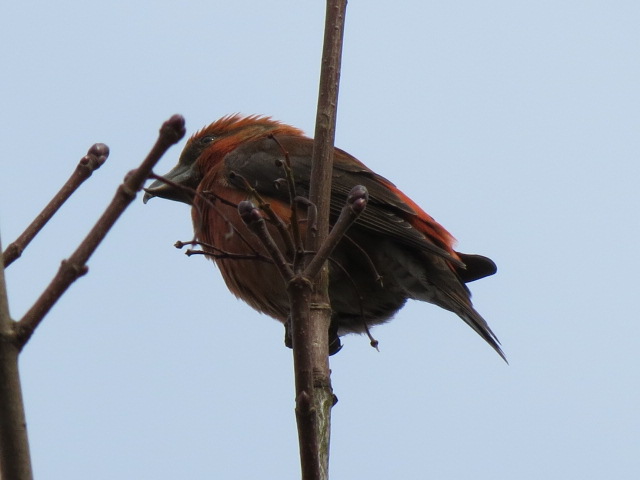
(229, 171), (296, 260)
(186, 250), (271, 261)
(269, 134), (305, 268)
(295, 196), (318, 234)
(197, 191), (265, 257)
(146, 173), (267, 260)
(2, 144), (109, 268)
(15, 115), (185, 349)
(237, 201), (294, 281)
(176, 240), (272, 263)
(311, 251), (379, 350)
(341, 234), (383, 286)
(304, 185), (368, 280)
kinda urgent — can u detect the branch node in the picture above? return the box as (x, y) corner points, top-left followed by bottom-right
(296, 390), (314, 413)
(309, 302), (332, 312)
(119, 172), (139, 198)
(61, 259), (89, 278)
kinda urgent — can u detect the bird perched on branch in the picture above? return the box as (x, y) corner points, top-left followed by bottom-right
(144, 114), (504, 361)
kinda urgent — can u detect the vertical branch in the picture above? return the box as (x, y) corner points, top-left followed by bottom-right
(0, 236), (33, 480)
(290, 0), (347, 479)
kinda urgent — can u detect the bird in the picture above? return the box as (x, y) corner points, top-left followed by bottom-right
(143, 114), (505, 361)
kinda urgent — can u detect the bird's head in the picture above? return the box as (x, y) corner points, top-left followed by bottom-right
(143, 114), (304, 205)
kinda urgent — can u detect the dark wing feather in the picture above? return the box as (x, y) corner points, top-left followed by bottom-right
(223, 135), (461, 264)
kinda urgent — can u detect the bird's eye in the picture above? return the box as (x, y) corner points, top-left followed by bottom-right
(201, 135), (216, 144)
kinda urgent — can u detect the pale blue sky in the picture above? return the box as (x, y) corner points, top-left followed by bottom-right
(1, 1), (639, 478)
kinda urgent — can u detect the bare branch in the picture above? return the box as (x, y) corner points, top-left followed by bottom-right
(148, 172), (286, 262)
(363, 323), (379, 351)
(312, 251), (379, 350)
(2, 144), (109, 268)
(191, 250), (271, 262)
(197, 192), (266, 258)
(269, 134), (305, 267)
(294, 1), (348, 478)
(341, 234), (383, 286)
(295, 196), (318, 234)
(175, 240), (272, 263)
(229, 171), (296, 260)
(14, 115), (185, 349)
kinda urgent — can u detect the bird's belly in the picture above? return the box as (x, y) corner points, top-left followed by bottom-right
(215, 256), (291, 322)
(200, 204), (414, 333)
(216, 252), (408, 334)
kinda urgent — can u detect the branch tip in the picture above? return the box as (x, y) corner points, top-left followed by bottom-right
(88, 142), (110, 158)
(159, 114), (186, 144)
(238, 200), (263, 225)
(61, 259), (89, 277)
(347, 185), (369, 209)
(273, 178), (287, 190)
(79, 143), (109, 171)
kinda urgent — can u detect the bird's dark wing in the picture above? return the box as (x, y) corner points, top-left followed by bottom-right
(223, 135), (461, 264)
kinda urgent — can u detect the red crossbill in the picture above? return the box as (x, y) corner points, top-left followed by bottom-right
(144, 115), (504, 360)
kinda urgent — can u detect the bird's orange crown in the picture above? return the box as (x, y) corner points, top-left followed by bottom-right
(189, 114), (305, 172)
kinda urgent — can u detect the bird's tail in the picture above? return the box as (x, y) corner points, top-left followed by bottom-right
(446, 296), (507, 363)
(389, 247), (506, 362)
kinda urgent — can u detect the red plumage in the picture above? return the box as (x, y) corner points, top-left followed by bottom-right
(144, 115), (504, 360)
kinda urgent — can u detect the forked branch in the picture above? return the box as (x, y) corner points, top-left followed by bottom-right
(14, 115), (185, 349)
(304, 185), (368, 280)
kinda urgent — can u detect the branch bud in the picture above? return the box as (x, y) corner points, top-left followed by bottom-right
(347, 185), (368, 214)
(159, 114), (186, 144)
(238, 200), (263, 226)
